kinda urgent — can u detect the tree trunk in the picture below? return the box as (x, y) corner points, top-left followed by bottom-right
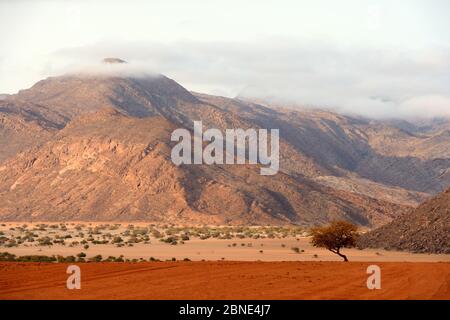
(331, 248), (349, 262)
(338, 252), (348, 262)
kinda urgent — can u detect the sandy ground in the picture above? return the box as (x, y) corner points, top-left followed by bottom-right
(4, 237), (450, 262)
(0, 261), (449, 300)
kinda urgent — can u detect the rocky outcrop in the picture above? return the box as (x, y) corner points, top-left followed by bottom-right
(358, 189), (450, 253)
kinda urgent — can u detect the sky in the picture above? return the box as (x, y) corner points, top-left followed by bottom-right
(0, 0), (449, 118)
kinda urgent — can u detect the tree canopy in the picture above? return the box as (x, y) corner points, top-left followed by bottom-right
(310, 221), (359, 262)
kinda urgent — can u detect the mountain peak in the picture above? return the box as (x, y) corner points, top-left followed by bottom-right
(102, 57), (127, 64)
(10, 68), (200, 123)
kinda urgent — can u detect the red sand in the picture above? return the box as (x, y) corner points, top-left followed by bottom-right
(0, 261), (449, 300)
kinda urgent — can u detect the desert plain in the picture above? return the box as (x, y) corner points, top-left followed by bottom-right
(1, 261), (449, 300)
(0, 222), (449, 300)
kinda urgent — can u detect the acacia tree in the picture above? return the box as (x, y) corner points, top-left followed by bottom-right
(310, 221), (359, 262)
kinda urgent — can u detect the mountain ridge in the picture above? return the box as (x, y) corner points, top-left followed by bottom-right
(0, 66), (448, 225)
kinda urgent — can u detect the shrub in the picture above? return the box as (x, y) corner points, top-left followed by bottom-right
(89, 255), (103, 262)
(291, 247), (300, 254)
(0, 252), (16, 261)
(66, 255), (76, 262)
(37, 236), (53, 246)
(57, 255), (76, 263)
(112, 236), (123, 244)
(17, 255), (57, 262)
(132, 228), (148, 236)
(105, 256), (118, 262)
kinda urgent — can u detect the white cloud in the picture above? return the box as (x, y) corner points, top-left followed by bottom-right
(44, 39), (450, 119)
(397, 95), (450, 118)
(1, 0), (449, 119)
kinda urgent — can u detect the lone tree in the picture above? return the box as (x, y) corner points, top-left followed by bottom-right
(310, 221), (358, 262)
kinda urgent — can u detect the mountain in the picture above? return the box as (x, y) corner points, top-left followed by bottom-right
(198, 95), (450, 194)
(358, 189), (450, 253)
(0, 59), (448, 225)
(0, 107), (408, 225)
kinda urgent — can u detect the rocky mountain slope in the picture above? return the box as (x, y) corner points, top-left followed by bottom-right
(197, 94), (450, 194)
(0, 60), (448, 225)
(358, 188), (450, 253)
(0, 108), (408, 225)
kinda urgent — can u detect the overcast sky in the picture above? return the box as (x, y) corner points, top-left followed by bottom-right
(1, 0), (449, 118)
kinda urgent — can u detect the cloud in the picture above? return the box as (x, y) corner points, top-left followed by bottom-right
(44, 57), (159, 79)
(0, 38), (448, 120)
(397, 95), (450, 118)
(42, 39), (450, 119)
(0, 1), (449, 119)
